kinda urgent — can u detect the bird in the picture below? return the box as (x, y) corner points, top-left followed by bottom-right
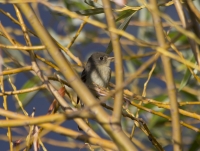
(77, 52), (114, 107)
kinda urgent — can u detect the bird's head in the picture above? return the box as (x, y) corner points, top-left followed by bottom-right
(87, 52), (114, 67)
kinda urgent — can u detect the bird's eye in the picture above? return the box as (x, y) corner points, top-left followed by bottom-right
(99, 57), (103, 60)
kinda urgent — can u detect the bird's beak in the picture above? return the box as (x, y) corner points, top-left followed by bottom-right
(108, 57), (114, 62)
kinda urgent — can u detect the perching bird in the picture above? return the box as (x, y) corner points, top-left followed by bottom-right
(77, 52), (114, 107)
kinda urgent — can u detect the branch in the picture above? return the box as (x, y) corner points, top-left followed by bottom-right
(148, 0), (182, 150)
(102, 0), (123, 125)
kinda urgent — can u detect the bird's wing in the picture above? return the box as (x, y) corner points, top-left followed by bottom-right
(81, 69), (87, 83)
(77, 69), (86, 106)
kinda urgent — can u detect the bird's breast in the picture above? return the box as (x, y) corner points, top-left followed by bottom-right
(86, 66), (111, 88)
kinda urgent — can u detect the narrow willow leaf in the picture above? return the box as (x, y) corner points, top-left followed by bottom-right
(188, 133), (200, 151)
(106, 11), (135, 54)
(115, 9), (135, 22)
(64, 0), (88, 10)
(168, 31), (188, 44)
(148, 94), (168, 129)
(76, 8), (104, 16)
(18, 76), (41, 108)
(84, 0), (102, 8)
(179, 56), (196, 91)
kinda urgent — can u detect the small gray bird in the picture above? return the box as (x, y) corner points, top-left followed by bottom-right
(77, 52), (114, 106)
